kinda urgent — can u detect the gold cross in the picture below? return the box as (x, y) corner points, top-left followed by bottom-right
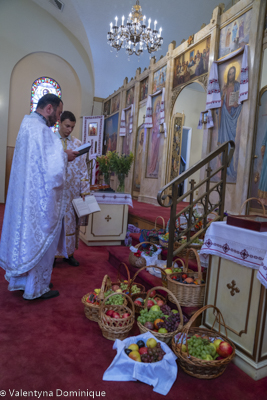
(227, 280), (240, 296)
(105, 215), (112, 222)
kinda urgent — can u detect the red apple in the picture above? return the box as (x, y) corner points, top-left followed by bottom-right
(147, 299), (155, 308)
(217, 341), (233, 358)
(150, 290), (156, 297)
(122, 313), (130, 319)
(112, 312), (121, 319)
(139, 347), (148, 355)
(156, 300), (164, 307)
(106, 310), (114, 317)
(134, 300), (142, 307)
(182, 274), (187, 279)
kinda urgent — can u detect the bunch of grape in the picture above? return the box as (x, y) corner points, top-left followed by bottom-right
(105, 294), (124, 305)
(160, 304), (172, 315)
(120, 283), (140, 294)
(187, 335), (214, 360)
(137, 309), (164, 325)
(141, 343), (166, 363)
(157, 313), (181, 332)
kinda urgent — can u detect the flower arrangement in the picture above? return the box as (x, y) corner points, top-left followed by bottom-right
(96, 151), (113, 175)
(110, 152), (134, 175)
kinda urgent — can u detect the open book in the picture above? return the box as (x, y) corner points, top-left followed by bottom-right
(72, 195), (100, 218)
(75, 143), (91, 156)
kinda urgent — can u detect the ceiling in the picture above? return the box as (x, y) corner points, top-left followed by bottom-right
(32, 0), (234, 99)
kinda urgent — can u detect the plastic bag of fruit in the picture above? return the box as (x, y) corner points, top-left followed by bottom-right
(103, 332), (177, 395)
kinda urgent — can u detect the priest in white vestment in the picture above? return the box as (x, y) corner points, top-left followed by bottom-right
(0, 94), (78, 300)
(54, 111), (90, 266)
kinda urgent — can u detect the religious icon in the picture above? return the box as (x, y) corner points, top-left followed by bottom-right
(126, 87), (134, 107)
(146, 94), (163, 178)
(122, 108), (132, 155)
(111, 93), (120, 114)
(153, 66), (167, 93)
(133, 125), (146, 192)
(103, 113), (118, 155)
(140, 77), (148, 101)
(104, 100), (111, 116)
(88, 122), (97, 136)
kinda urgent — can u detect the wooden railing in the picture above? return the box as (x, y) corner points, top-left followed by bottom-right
(157, 140), (235, 268)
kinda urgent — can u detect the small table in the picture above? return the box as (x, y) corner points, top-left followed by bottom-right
(79, 192), (133, 246)
(200, 221), (267, 380)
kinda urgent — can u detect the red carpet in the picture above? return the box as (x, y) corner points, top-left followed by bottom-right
(129, 199), (189, 227)
(1, 203), (267, 399)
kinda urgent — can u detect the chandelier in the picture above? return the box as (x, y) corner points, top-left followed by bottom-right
(107, 1), (163, 57)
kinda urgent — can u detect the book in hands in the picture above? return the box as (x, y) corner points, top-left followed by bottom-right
(72, 195), (100, 218)
(75, 143), (91, 156)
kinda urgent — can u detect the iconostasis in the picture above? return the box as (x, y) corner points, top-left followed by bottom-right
(102, 0), (267, 213)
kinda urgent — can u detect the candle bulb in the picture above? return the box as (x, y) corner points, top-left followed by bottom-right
(154, 20), (157, 30)
(122, 15), (125, 25)
(110, 22), (113, 31)
(148, 18), (151, 28)
(143, 15), (146, 24)
(159, 27), (162, 36)
(115, 16), (118, 26)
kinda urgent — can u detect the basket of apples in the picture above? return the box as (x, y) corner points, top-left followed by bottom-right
(131, 288), (167, 315)
(167, 248), (206, 308)
(103, 332), (178, 395)
(172, 305), (235, 379)
(137, 286), (185, 344)
(98, 292), (135, 341)
(81, 275), (127, 322)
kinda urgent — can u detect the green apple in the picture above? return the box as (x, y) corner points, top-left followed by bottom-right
(209, 343), (217, 357)
(203, 354), (213, 361)
(150, 305), (161, 312)
(158, 328), (168, 333)
(165, 268), (173, 274)
(213, 339), (223, 349)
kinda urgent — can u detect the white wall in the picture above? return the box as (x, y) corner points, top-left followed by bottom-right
(0, 0), (95, 202)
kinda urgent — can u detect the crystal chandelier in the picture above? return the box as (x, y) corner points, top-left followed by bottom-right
(107, 1), (163, 57)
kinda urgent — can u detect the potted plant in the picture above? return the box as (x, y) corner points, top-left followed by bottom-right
(110, 152), (134, 192)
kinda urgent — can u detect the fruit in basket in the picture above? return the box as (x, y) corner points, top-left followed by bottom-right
(213, 339), (223, 349)
(128, 351), (141, 362)
(137, 340), (145, 348)
(156, 299), (164, 307)
(184, 277), (194, 284)
(105, 310), (114, 317)
(165, 268), (173, 274)
(150, 290), (156, 297)
(147, 299), (155, 308)
(139, 347), (148, 355)
(203, 354), (213, 361)
(154, 318), (164, 329)
(112, 312), (120, 319)
(115, 289), (123, 293)
(182, 274), (187, 279)
(112, 285), (120, 291)
(171, 310), (178, 314)
(122, 313), (130, 319)
(146, 338), (157, 348)
(217, 342), (233, 358)
(144, 321), (154, 330)
(158, 328), (168, 333)
(125, 348), (132, 356)
(134, 300), (143, 307)
(150, 305), (161, 312)
(135, 297), (144, 304)
(209, 343), (217, 357)
(128, 344), (139, 352)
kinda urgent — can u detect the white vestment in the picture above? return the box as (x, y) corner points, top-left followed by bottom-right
(55, 133), (90, 257)
(0, 112), (68, 299)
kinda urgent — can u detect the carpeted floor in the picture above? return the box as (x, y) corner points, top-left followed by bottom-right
(1, 203), (267, 400)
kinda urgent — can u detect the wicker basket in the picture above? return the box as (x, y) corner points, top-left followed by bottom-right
(239, 197), (266, 215)
(112, 262), (145, 295)
(128, 241), (161, 268)
(137, 286), (184, 344)
(149, 216), (166, 245)
(175, 242), (202, 260)
(172, 305), (236, 379)
(167, 248), (205, 308)
(98, 292), (135, 341)
(132, 264), (168, 290)
(81, 275), (112, 322)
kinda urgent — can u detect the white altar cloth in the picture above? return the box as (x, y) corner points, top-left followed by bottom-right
(200, 221), (267, 289)
(93, 192), (133, 208)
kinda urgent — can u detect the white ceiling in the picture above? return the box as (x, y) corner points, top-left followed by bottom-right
(33, 0), (234, 99)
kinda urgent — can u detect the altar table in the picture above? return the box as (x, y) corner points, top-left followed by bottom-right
(79, 193), (133, 246)
(200, 221), (267, 380)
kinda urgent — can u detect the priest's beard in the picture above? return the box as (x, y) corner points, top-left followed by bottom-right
(47, 110), (58, 127)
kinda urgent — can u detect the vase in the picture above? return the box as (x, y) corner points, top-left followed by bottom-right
(117, 172), (126, 193)
(103, 172), (110, 187)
